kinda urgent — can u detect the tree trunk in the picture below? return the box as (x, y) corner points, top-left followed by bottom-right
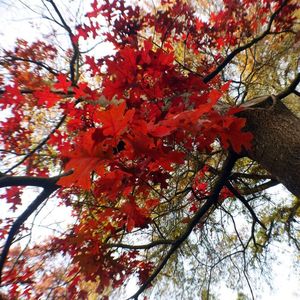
(238, 96), (300, 197)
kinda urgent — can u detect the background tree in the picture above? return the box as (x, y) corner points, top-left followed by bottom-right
(0, 0), (299, 299)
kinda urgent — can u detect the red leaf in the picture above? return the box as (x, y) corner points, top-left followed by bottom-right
(219, 117), (253, 153)
(145, 198), (160, 210)
(209, 89), (222, 103)
(0, 187), (22, 211)
(95, 102), (135, 137)
(58, 129), (112, 189)
(85, 55), (100, 76)
(121, 198), (150, 232)
(220, 81), (231, 92)
(33, 87), (61, 107)
(54, 74), (71, 93)
(148, 124), (174, 137)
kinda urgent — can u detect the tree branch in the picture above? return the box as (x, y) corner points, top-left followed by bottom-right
(106, 240), (174, 250)
(0, 188), (55, 284)
(0, 171), (72, 284)
(0, 170), (72, 189)
(4, 115), (66, 175)
(276, 72), (300, 100)
(128, 152), (238, 300)
(46, 0), (80, 85)
(225, 182), (266, 230)
(203, 0), (288, 83)
(2, 55), (59, 76)
(239, 180), (279, 196)
(229, 172), (275, 181)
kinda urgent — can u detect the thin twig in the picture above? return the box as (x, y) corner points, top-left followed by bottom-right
(46, 0), (80, 85)
(276, 72), (300, 100)
(225, 182), (266, 230)
(203, 0), (288, 83)
(0, 170), (72, 284)
(128, 152), (238, 300)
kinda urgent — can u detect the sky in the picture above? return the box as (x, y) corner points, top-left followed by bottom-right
(0, 1), (299, 299)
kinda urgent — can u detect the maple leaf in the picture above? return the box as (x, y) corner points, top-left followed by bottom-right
(141, 39), (153, 64)
(73, 25), (89, 43)
(220, 117), (253, 153)
(121, 198), (151, 232)
(145, 198), (160, 210)
(33, 87), (60, 107)
(0, 187), (22, 212)
(208, 89), (223, 103)
(86, 0), (101, 19)
(54, 74), (71, 93)
(1, 82), (25, 108)
(95, 102), (135, 137)
(147, 123), (175, 138)
(93, 169), (132, 200)
(58, 129), (112, 189)
(156, 99), (218, 133)
(220, 81), (231, 92)
(137, 261), (154, 285)
(85, 55), (100, 76)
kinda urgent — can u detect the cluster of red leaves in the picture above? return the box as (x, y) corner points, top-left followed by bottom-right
(0, 40), (62, 179)
(1, 247), (35, 299)
(3, 40), (57, 89)
(52, 38), (253, 296)
(0, 218), (14, 240)
(0, 186), (22, 211)
(1, 244), (84, 299)
(0, 0), (298, 298)
(47, 213), (154, 297)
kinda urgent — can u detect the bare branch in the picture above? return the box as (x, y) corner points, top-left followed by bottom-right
(45, 0), (80, 84)
(4, 115), (66, 175)
(128, 152), (238, 300)
(276, 72), (300, 100)
(225, 182), (266, 230)
(0, 190), (53, 284)
(203, 0), (288, 83)
(106, 240), (174, 250)
(239, 180), (279, 196)
(0, 170), (72, 189)
(0, 170), (72, 284)
(2, 55), (59, 76)
(229, 172), (275, 181)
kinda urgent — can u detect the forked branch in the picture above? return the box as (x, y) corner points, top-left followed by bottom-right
(128, 152), (238, 300)
(0, 171), (72, 284)
(203, 0), (288, 83)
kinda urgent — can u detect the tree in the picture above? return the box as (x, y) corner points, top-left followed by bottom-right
(0, 0), (299, 299)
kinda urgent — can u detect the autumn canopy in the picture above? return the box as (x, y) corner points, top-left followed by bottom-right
(0, 0), (299, 299)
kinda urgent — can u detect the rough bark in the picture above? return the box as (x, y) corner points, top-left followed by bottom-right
(239, 96), (300, 197)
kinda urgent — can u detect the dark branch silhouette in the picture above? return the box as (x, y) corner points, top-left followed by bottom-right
(0, 171), (72, 284)
(129, 152), (238, 300)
